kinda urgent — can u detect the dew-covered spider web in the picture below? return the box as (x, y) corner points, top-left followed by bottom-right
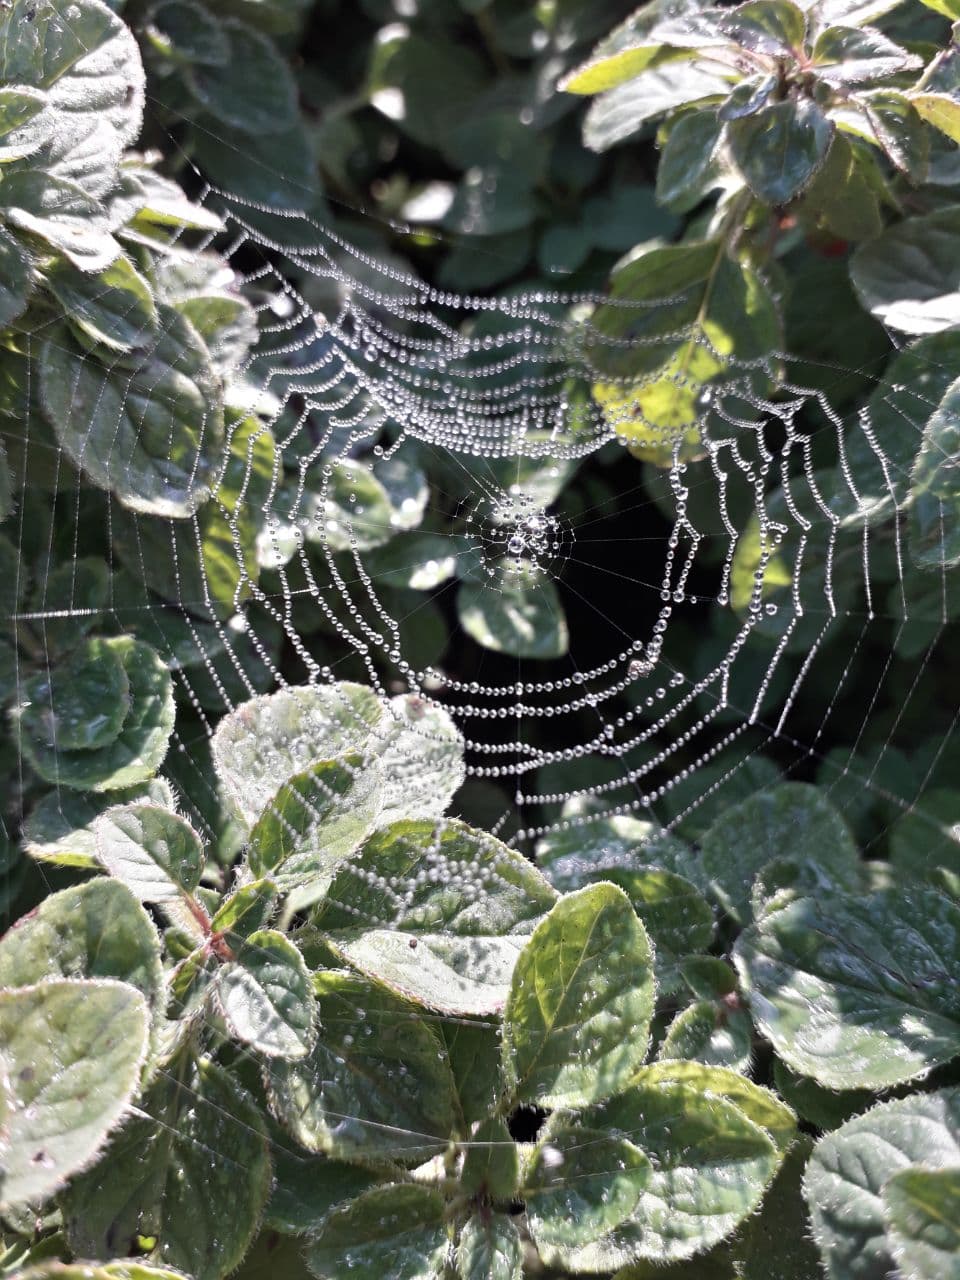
(10, 85), (960, 1258)
(15, 166), (960, 863)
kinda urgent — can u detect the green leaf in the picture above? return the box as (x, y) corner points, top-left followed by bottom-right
(850, 328), (960, 512)
(192, 116), (319, 209)
(268, 971), (458, 1163)
(437, 1015), (502, 1131)
(802, 134), (883, 240)
(850, 205), (960, 333)
(0, 978), (149, 1209)
(0, 0), (144, 192)
(209, 879), (279, 943)
(314, 818), (557, 1016)
(540, 1075), (781, 1268)
(185, 18), (298, 134)
(457, 1215), (522, 1280)
(0, 227), (30, 326)
(93, 802), (204, 904)
(174, 292), (258, 377)
(502, 882), (655, 1107)
(17, 637), (174, 792)
(889, 789), (960, 881)
(583, 62), (731, 152)
(535, 802), (702, 892)
(560, 41), (691, 97)
(306, 1184), (448, 1280)
(24, 555), (111, 655)
(909, 376), (960, 569)
(460, 1117), (519, 1200)
(46, 255), (157, 354)
(113, 409), (275, 621)
(16, 636), (130, 755)
(40, 307), (224, 517)
(727, 99), (834, 205)
(319, 458), (402, 553)
(637, 1060), (798, 1152)
(457, 559), (568, 659)
(729, 1134), (822, 1279)
(377, 692), (466, 823)
(23, 778), (175, 869)
(1, 170), (120, 271)
(735, 885), (960, 1088)
(62, 1057), (270, 1280)
(365, 531), (462, 591)
(682, 955), (738, 999)
(773, 1058), (876, 1132)
(655, 111), (725, 213)
(701, 782), (861, 924)
(264, 1134), (376, 1232)
(718, 0), (807, 53)
(367, 29), (487, 150)
(910, 92), (960, 144)
(587, 242), (779, 462)
(122, 165), (224, 233)
(211, 682), (383, 828)
(0, 84), (48, 161)
(916, 0), (960, 15)
(883, 1166), (960, 1279)
(17, 1266), (192, 1280)
(0, 879), (163, 1016)
(804, 1087), (960, 1280)
(598, 866), (714, 992)
(248, 752), (384, 899)
(214, 928), (316, 1059)
(813, 25), (921, 84)
(145, 0), (230, 65)
(524, 1123), (651, 1248)
(857, 90), (929, 176)
(658, 997), (753, 1072)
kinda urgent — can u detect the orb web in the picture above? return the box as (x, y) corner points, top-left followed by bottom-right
(46, 182), (950, 862)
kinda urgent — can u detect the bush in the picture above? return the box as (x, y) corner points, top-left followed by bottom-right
(2, 1), (960, 1279)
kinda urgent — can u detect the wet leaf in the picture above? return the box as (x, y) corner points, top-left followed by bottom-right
(457, 559), (568, 658)
(314, 818), (556, 1016)
(40, 307), (224, 517)
(502, 882), (655, 1107)
(727, 99), (834, 205)
(805, 1087), (960, 1280)
(215, 928), (316, 1059)
(248, 752), (384, 900)
(94, 802), (205, 904)
(701, 782), (861, 924)
(540, 1075), (782, 1267)
(457, 1215), (522, 1280)
(268, 971), (458, 1163)
(211, 681), (383, 827)
(46, 255), (158, 353)
(16, 637), (174, 791)
(851, 205), (960, 334)
(735, 885), (960, 1088)
(305, 1184), (448, 1280)
(186, 19), (298, 135)
(62, 1058), (270, 1280)
(0, 979), (149, 1209)
(0, 878), (163, 1015)
(524, 1123), (651, 1248)
(909, 376), (960, 569)
(883, 1165), (960, 1279)
(23, 779), (175, 869)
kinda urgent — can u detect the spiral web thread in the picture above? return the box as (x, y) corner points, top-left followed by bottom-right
(105, 184), (956, 847)
(9, 97), (960, 1256)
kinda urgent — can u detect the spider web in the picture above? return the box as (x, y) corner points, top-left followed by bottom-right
(77, 178), (956, 853)
(7, 67), (960, 1268)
